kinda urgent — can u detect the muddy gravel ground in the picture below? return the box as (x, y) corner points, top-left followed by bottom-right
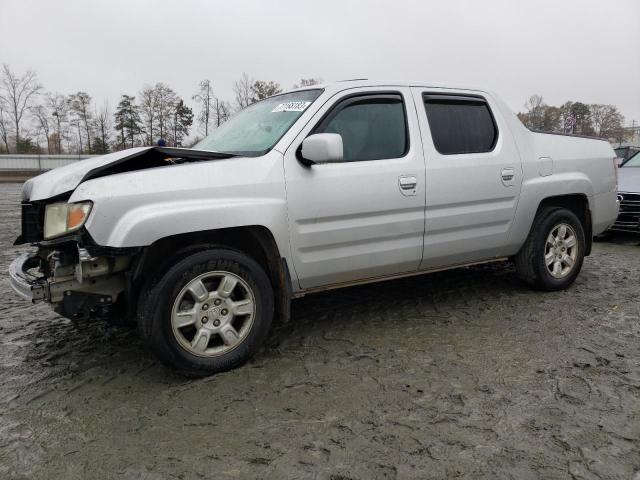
(0, 183), (639, 479)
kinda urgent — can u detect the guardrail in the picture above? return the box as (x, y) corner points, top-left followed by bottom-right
(0, 154), (99, 182)
(0, 154), (97, 171)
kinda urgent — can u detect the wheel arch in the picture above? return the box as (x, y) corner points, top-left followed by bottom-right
(533, 194), (592, 256)
(134, 226), (293, 323)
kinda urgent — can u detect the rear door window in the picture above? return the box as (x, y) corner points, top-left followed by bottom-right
(423, 94), (498, 155)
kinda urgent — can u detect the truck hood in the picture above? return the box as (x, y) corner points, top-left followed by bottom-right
(22, 146), (237, 202)
(618, 167), (640, 193)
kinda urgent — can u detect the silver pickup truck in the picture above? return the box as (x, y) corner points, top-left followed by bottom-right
(9, 80), (619, 376)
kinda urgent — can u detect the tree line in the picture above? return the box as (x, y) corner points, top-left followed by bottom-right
(2, 63), (632, 155)
(517, 94), (628, 142)
(0, 63), (321, 155)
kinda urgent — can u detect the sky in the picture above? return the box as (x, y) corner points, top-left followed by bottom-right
(1, 0), (639, 128)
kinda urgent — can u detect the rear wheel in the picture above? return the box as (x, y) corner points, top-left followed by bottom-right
(515, 207), (586, 291)
(138, 249), (274, 377)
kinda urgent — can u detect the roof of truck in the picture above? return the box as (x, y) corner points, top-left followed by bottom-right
(288, 79), (489, 94)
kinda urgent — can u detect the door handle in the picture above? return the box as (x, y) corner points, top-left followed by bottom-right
(500, 167), (515, 186)
(399, 176), (417, 189)
(399, 175), (417, 196)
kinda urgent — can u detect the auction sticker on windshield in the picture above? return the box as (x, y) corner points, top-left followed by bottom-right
(272, 101), (311, 112)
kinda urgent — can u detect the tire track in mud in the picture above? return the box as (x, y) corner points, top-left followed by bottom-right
(0, 182), (639, 479)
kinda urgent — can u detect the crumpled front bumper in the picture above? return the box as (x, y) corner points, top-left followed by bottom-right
(9, 253), (48, 302)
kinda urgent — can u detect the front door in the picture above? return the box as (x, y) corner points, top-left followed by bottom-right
(283, 87), (426, 289)
(411, 88), (524, 269)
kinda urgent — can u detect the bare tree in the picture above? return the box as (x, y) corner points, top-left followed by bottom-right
(0, 64), (42, 152)
(590, 104), (624, 138)
(214, 98), (231, 127)
(47, 93), (69, 154)
(154, 83), (178, 141)
(139, 83), (180, 144)
(139, 85), (158, 144)
(193, 79), (232, 131)
(523, 94), (546, 130)
(94, 102), (111, 153)
(33, 104), (52, 153)
(68, 92), (93, 153)
(0, 101), (10, 153)
(233, 73), (253, 110)
(193, 79), (214, 136)
(69, 115), (83, 154)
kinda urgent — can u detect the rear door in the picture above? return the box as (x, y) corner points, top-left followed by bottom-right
(283, 87), (426, 289)
(411, 88), (523, 269)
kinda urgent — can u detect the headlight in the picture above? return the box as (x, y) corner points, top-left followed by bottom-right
(44, 201), (92, 239)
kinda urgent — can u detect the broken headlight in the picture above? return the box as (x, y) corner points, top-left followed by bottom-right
(44, 201), (92, 239)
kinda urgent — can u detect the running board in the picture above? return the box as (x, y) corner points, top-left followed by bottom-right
(292, 257), (509, 298)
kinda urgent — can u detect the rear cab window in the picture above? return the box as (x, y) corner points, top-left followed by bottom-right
(422, 94), (498, 155)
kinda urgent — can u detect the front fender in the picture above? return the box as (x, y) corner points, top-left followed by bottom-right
(93, 197), (288, 249)
(69, 151), (292, 261)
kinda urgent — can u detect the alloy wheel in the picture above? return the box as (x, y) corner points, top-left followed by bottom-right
(171, 271), (256, 357)
(544, 223), (578, 279)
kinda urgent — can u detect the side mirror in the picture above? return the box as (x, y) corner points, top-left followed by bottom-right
(301, 133), (343, 164)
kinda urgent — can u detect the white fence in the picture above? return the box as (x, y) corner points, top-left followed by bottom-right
(0, 154), (96, 171)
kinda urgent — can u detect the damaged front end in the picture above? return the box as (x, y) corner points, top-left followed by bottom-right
(10, 235), (136, 322)
(11, 192), (138, 323)
(10, 146), (237, 322)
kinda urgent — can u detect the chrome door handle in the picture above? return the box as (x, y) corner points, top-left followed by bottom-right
(500, 167), (515, 186)
(400, 177), (417, 189)
(399, 175), (417, 196)
(501, 168), (514, 181)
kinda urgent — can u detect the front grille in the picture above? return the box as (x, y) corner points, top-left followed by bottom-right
(16, 202), (45, 244)
(611, 191), (640, 232)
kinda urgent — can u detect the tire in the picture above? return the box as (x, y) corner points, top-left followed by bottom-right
(515, 207), (586, 291)
(138, 248), (274, 377)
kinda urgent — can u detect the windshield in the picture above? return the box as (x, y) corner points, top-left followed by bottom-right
(623, 151), (640, 167)
(193, 89), (323, 156)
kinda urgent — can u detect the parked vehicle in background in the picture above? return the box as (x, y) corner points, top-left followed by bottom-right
(620, 150), (640, 167)
(610, 153), (640, 233)
(615, 146), (640, 165)
(9, 80), (619, 376)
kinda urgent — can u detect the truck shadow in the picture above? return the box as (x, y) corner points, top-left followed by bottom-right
(595, 231), (640, 246)
(266, 261), (533, 349)
(2, 261), (536, 392)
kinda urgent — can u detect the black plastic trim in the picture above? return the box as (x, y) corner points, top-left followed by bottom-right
(423, 93), (488, 104)
(14, 190), (75, 245)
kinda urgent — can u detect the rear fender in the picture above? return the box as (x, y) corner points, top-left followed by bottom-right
(508, 172), (595, 251)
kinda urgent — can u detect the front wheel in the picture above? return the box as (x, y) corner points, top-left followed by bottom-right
(515, 207), (586, 291)
(138, 249), (274, 377)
